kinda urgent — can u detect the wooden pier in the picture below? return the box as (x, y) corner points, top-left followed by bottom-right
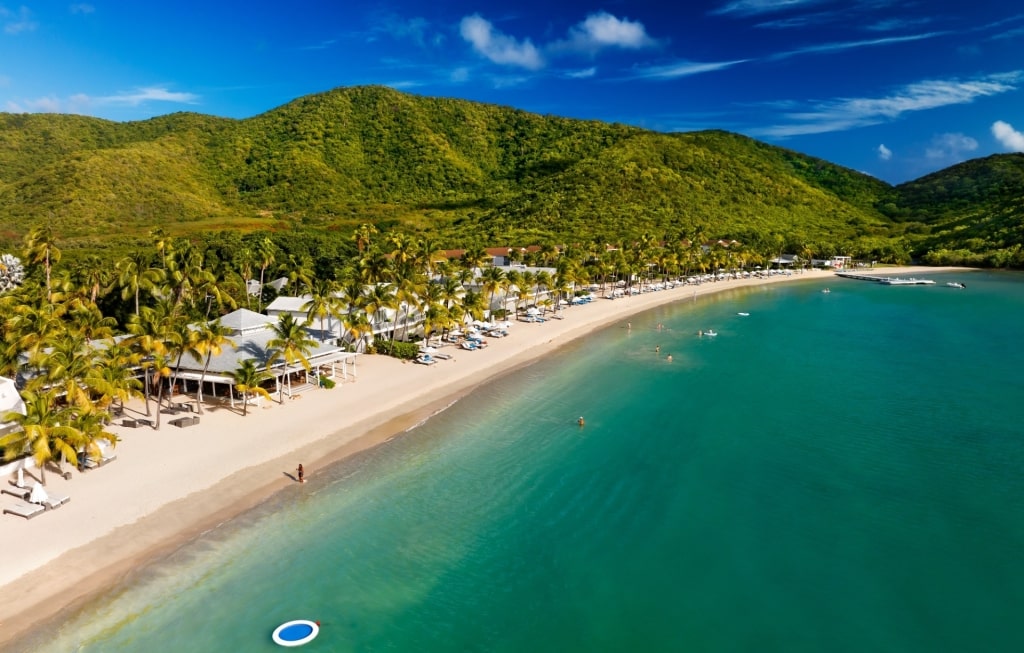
(835, 272), (934, 285)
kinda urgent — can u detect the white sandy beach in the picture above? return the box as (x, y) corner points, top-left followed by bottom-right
(0, 266), (964, 647)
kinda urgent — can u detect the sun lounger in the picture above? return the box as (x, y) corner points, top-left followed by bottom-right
(3, 500), (46, 520)
(82, 453), (117, 470)
(39, 493), (70, 510)
(2, 487), (29, 501)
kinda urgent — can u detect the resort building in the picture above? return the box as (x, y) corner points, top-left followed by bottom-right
(169, 308), (358, 407)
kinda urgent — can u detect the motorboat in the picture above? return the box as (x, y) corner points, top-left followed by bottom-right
(703, 330), (717, 337)
(946, 282), (966, 289)
(737, 312), (749, 316)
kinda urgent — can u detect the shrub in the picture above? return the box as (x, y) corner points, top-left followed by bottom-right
(374, 340), (419, 360)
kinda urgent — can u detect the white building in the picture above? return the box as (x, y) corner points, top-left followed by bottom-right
(0, 376), (26, 438)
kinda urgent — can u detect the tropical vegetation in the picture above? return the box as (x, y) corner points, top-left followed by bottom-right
(2, 84), (1022, 480)
(0, 85), (1020, 268)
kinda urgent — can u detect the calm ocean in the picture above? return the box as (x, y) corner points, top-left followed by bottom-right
(22, 271), (1024, 653)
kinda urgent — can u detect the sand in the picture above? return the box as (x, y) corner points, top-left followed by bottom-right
(0, 266), (965, 648)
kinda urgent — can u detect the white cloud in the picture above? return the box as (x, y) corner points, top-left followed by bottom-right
(865, 18), (932, 32)
(877, 144), (892, 160)
(769, 32), (946, 60)
(754, 72), (1023, 138)
(712, 0), (823, 17)
(93, 87), (199, 106)
(566, 67), (597, 79)
(552, 12), (656, 55)
(459, 14), (544, 70)
(2, 6), (37, 34)
(450, 67), (470, 83)
(460, 11), (658, 71)
(992, 120), (1024, 151)
(4, 86), (199, 115)
(630, 59), (748, 80)
(925, 133), (978, 160)
(14, 96), (62, 112)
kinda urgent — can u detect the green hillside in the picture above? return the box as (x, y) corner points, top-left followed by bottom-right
(0, 85), (1021, 266)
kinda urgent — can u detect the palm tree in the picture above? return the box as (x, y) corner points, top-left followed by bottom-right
(230, 359), (273, 416)
(73, 255), (110, 305)
(234, 247), (256, 309)
(116, 251), (164, 317)
(190, 321), (235, 415)
(127, 303), (174, 417)
(151, 227), (170, 269)
(67, 303), (117, 342)
(92, 340), (143, 415)
(164, 314), (199, 404)
(301, 278), (340, 342)
(36, 332), (97, 414)
(255, 237), (277, 312)
(363, 283), (398, 343)
(145, 351), (174, 429)
(0, 390), (84, 484)
(73, 409), (119, 470)
(533, 270), (552, 312)
(416, 235), (444, 278)
(24, 225), (62, 305)
(353, 223), (378, 253)
(340, 309), (372, 352)
(279, 253), (315, 295)
(393, 271), (425, 342)
(461, 245), (489, 274)
(480, 266), (506, 321)
(266, 313), (317, 401)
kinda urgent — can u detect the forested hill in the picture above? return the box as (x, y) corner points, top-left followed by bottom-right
(0, 85), (1020, 265)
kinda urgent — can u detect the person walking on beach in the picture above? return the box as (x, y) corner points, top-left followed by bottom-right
(297, 464), (305, 483)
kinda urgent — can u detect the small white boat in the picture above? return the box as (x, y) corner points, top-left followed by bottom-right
(704, 330), (718, 337)
(821, 288), (831, 294)
(946, 282), (965, 289)
(737, 312), (749, 316)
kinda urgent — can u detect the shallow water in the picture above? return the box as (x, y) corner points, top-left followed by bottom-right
(24, 271), (1024, 653)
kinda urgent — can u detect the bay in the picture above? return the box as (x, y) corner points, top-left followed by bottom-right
(26, 271), (1024, 653)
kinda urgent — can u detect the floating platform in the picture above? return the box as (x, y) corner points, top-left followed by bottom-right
(835, 272), (934, 285)
(273, 620), (319, 647)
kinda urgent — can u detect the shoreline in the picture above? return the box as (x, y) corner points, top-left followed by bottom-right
(0, 266), (969, 649)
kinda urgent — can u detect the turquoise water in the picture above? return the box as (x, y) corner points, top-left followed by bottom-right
(22, 271), (1024, 653)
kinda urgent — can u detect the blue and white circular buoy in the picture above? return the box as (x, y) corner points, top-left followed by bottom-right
(272, 619), (319, 647)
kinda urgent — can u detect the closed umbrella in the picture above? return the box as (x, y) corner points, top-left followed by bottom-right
(29, 481), (48, 505)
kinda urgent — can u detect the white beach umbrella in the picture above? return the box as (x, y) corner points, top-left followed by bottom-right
(16, 466), (24, 487)
(29, 481), (48, 505)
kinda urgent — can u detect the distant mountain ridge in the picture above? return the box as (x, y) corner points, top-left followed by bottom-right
(0, 85), (1020, 265)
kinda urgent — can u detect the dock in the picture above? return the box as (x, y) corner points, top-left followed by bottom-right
(835, 272), (934, 285)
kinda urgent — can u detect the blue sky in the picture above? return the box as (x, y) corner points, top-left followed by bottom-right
(1, 1), (1023, 184)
